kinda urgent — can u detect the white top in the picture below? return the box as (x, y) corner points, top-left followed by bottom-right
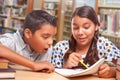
(0, 30), (52, 62)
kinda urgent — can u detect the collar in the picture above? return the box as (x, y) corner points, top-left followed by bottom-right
(14, 30), (31, 52)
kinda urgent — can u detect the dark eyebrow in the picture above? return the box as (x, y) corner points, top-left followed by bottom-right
(42, 33), (50, 36)
(73, 23), (78, 26)
(83, 22), (90, 25)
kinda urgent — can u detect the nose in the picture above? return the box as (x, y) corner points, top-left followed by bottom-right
(48, 38), (53, 46)
(78, 28), (83, 35)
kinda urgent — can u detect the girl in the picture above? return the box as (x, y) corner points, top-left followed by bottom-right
(0, 10), (57, 72)
(52, 6), (120, 77)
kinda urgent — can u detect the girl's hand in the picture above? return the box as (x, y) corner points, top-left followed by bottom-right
(63, 52), (82, 68)
(33, 61), (54, 73)
(98, 64), (116, 78)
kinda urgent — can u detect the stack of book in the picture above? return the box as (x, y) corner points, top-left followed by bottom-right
(0, 57), (9, 69)
(0, 57), (15, 79)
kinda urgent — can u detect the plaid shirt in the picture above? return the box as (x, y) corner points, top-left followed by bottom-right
(0, 30), (52, 62)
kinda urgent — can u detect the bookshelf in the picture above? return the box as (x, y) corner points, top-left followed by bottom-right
(98, 0), (120, 48)
(62, 0), (74, 40)
(0, 0), (33, 34)
(41, 0), (61, 44)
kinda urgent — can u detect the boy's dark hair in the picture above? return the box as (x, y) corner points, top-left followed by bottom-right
(64, 6), (100, 68)
(22, 10), (57, 33)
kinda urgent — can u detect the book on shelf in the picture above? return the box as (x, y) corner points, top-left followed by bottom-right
(0, 67), (16, 79)
(55, 58), (105, 77)
(0, 57), (9, 69)
(98, 7), (120, 48)
(99, 8), (120, 34)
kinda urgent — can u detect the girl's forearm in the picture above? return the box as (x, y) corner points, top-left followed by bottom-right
(110, 67), (116, 77)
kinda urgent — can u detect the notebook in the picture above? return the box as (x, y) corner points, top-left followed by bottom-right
(0, 67), (16, 78)
(55, 58), (105, 77)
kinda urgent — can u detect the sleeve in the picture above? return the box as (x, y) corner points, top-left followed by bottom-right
(97, 36), (120, 63)
(0, 33), (14, 48)
(51, 40), (69, 68)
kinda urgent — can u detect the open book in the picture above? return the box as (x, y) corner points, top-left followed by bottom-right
(55, 58), (105, 77)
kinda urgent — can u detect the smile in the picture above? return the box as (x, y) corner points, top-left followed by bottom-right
(78, 38), (86, 42)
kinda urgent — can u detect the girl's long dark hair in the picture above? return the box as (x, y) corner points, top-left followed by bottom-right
(64, 6), (100, 68)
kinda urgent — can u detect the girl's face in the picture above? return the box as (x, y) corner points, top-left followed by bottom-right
(71, 16), (98, 47)
(24, 24), (57, 54)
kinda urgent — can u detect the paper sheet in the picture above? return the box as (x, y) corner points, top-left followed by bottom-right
(55, 58), (105, 77)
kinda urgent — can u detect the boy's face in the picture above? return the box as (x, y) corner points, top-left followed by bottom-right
(24, 24), (57, 54)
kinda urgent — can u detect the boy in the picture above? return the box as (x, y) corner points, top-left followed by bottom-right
(0, 10), (57, 72)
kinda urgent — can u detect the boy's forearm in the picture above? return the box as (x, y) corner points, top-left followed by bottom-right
(0, 44), (35, 70)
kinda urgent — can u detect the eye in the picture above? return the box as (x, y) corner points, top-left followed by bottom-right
(43, 36), (49, 39)
(73, 24), (79, 30)
(42, 34), (50, 39)
(73, 27), (79, 30)
(84, 24), (90, 29)
(84, 26), (89, 29)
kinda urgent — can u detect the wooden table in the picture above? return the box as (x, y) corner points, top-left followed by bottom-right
(14, 70), (116, 80)
(5, 65), (116, 80)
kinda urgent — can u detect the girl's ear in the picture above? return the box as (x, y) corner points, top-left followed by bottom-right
(24, 28), (32, 39)
(95, 25), (99, 31)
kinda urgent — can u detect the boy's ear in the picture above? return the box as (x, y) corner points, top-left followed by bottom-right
(24, 28), (32, 39)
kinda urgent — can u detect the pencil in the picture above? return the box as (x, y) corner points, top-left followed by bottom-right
(79, 60), (89, 69)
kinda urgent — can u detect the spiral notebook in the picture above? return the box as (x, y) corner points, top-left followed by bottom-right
(55, 58), (105, 77)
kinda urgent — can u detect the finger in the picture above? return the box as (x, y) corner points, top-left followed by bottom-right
(98, 71), (109, 78)
(98, 69), (109, 75)
(45, 64), (54, 73)
(44, 67), (54, 73)
(72, 55), (80, 63)
(98, 66), (110, 75)
(69, 62), (77, 68)
(70, 53), (81, 62)
(46, 69), (53, 73)
(99, 64), (108, 70)
(74, 53), (82, 59)
(68, 55), (78, 65)
(49, 64), (55, 72)
(70, 57), (79, 66)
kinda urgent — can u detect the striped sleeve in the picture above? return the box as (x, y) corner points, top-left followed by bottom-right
(0, 33), (14, 49)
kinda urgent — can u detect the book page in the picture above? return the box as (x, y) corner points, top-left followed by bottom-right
(55, 58), (105, 77)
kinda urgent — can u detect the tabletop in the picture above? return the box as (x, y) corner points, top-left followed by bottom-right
(15, 70), (116, 80)
(3, 64), (116, 80)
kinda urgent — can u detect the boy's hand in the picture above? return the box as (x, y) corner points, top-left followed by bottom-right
(63, 52), (82, 68)
(33, 61), (54, 73)
(98, 64), (116, 78)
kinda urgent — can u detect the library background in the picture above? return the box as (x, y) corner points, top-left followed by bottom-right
(0, 0), (120, 48)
